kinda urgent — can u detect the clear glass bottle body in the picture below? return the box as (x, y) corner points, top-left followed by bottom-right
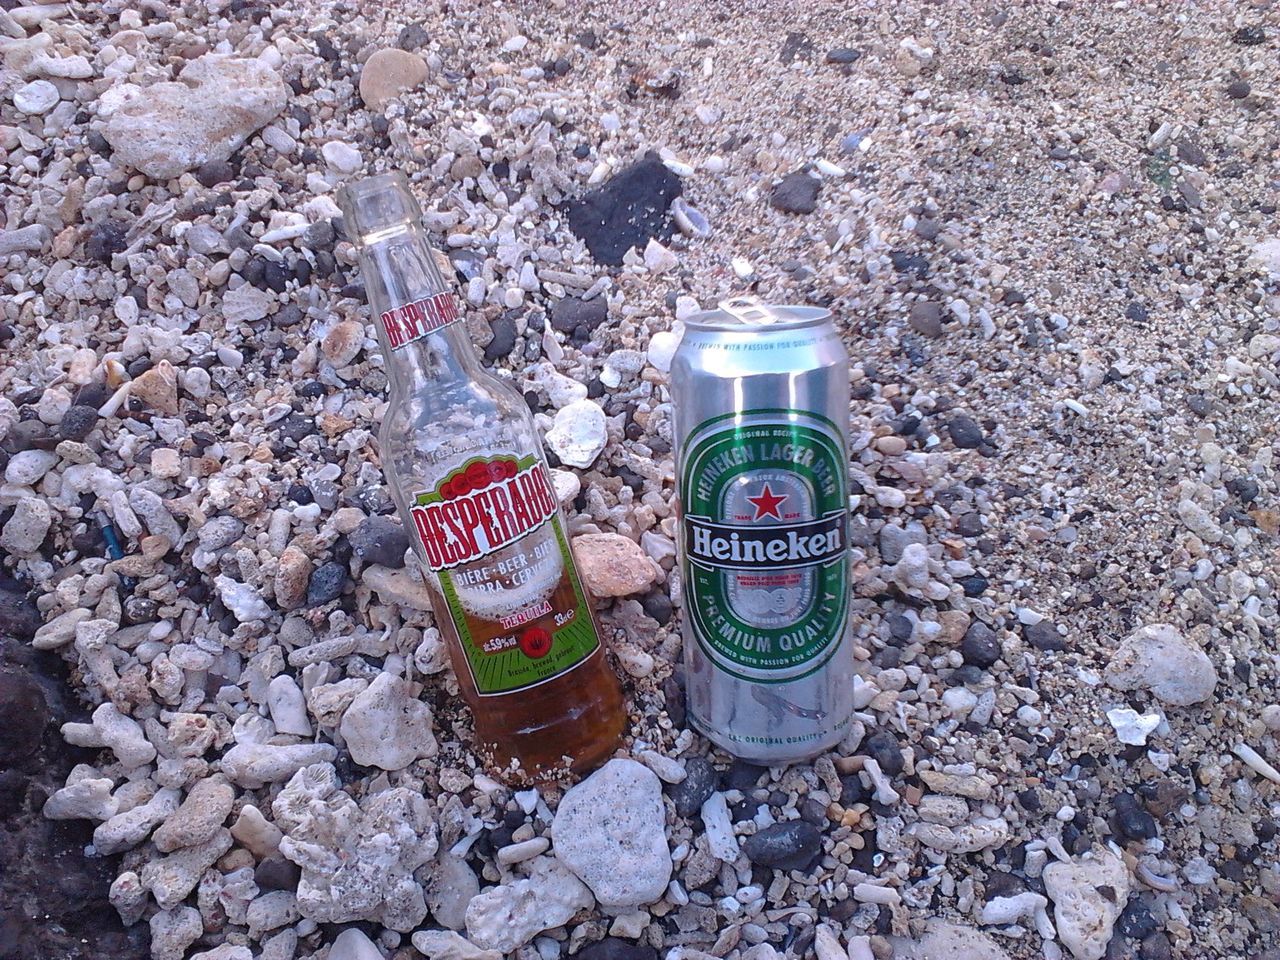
(342, 174), (625, 783)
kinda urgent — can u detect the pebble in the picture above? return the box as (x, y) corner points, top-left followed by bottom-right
(328, 929), (384, 960)
(771, 169), (821, 214)
(1024, 620), (1067, 651)
(412, 930), (500, 960)
(889, 921), (1011, 960)
(947, 415), (985, 449)
(961, 621), (1001, 668)
(700, 792), (740, 862)
(908, 301), (945, 338)
(1, 499), (53, 555)
(0, 224), (51, 256)
(14, 79), (59, 114)
(5, 449), (58, 486)
(643, 238), (678, 274)
(879, 521), (926, 565)
(862, 729), (904, 776)
(670, 757), (718, 817)
(571, 534), (658, 597)
(577, 939), (657, 960)
(545, 399), (608, 467)
(359, 48), (431, 109)
(1104, 624), (1217, 707)
(1111, 793), (1157, 842)
(215, 576), (272, 623)
(153, 778), (236, 853)
(464, 857), (592, 953)
(322, 140), (363, 175)
(551, 759), (671, 908)
(647, 330), (680, 372)
(322, 320), (365, 366)
(1106, 707), (1161, 746)
(338, 673), (438, 770)
(129, 360), (180, 415)
(550, 296), (608, 337)
(266, 675), (312, 737)
(306, 561), (348, 606)
(350, 516), (409, 567)
(1043, 849), (1130, 960)
(741, 821), (822, 870)
(425, 854), (479, 932)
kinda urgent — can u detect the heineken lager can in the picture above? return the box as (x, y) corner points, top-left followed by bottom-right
(671, 298), (854, 762)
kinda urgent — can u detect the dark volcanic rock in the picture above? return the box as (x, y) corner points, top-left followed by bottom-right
(670, 757), (718, 817)
(862, 729), (904, 776)
(349, 516), (410, 568)
(1113, 792), (1159, 842)
(0, 666), (46, 766)
(1024, 620), (1068, 651)
(962, 621), (1002, 668)
(58, 405), (101, 442)
(484, 311), (519, 361)
(0, 581), (40, 641)
(947, 415), (985, 449)
(742, 821), (822, 870)
(86, 221), (129, 264)
(566, 153), (682, 265)
(306, 561), (349, 606)
(771, 170), (821, 214)
(550, 296), (609, 337)
(577, 939), (659, 960)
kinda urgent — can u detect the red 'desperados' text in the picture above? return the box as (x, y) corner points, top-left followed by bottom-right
(410, 461), (558, 571)
(379, 291), (460, 350)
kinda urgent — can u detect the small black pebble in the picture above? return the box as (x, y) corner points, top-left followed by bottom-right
(670, 757), (718, 818)
(961, 621), (1001, 667)
(861, 729), (903, 777)
(306, 562), (348, 606)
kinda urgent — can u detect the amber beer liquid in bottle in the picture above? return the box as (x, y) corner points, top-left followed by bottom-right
(338, 172), (626, 783)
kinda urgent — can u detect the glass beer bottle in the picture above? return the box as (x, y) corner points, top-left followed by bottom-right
(338, 171), (626, 783)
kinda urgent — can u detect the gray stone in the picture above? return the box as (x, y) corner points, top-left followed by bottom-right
(771, 170), (821, 214)
(1104, 624), (1216, 707)
(551, 758), (671, 908)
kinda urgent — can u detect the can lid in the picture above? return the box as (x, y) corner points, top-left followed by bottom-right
(684, 295), (831, 331)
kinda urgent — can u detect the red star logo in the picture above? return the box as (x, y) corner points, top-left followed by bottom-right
(746, 483), (787, 521)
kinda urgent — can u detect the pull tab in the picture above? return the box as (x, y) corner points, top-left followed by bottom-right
(718, 296), (783, 326)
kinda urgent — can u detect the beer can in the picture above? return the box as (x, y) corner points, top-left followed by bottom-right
(671, 298), (854, 763)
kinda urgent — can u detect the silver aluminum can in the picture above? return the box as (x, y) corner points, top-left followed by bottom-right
(671, 298), (853, 763)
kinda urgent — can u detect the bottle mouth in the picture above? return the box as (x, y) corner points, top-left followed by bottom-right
(336, 171), (424, 246)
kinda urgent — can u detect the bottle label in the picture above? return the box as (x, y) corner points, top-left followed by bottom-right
(380, 291), (461, 351)
(679, 409), (849, 684)
(409, 454), (599, 696)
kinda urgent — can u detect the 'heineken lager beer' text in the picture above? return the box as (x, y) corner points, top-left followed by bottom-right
(672, 299), (854, 762)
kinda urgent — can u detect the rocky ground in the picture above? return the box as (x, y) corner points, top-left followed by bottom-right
(2, 1), (1280, 959)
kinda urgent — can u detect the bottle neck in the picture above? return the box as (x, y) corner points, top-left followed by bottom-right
(354, 223), (478, 393)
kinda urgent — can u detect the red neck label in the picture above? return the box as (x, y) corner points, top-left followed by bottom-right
(380, 291), (461, 350)
(410, 456), (558, 571)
